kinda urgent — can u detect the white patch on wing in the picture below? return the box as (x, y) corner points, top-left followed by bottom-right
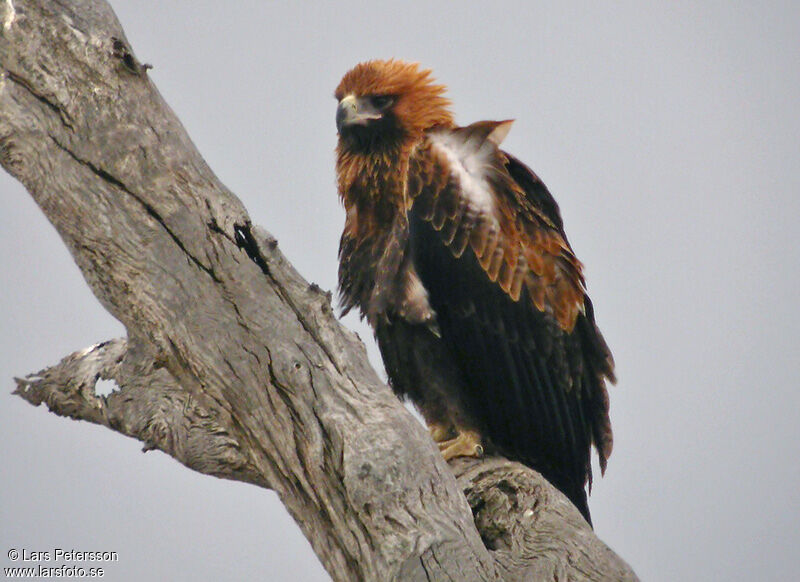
(430, 130), (496, 217)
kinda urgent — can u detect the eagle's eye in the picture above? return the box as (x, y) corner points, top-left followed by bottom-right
(370, 95), (394, 110)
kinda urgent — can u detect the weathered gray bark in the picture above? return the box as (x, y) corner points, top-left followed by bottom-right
(0, 1), (638, 581)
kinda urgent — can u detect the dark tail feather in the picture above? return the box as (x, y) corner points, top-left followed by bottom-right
(565, 483), (592, 527)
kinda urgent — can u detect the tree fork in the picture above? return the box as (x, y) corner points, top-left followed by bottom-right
(0, 1), (637, 580)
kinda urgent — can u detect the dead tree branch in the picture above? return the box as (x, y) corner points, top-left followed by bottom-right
(0, 1), (637, 580)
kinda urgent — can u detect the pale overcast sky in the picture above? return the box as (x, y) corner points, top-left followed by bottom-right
(2, 1), (799, 581)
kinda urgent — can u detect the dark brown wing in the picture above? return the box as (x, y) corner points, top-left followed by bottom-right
(407, 122), (614, 522)
(409, 122), (587, 331)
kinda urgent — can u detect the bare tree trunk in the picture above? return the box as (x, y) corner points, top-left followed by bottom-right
(0, 2), (637, 580)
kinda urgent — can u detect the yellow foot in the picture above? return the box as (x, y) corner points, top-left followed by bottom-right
(429, 422), (454, 444)
(438, 430), (484, 461)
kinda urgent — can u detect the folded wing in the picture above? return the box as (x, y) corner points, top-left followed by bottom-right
(407, 122), (615, 520)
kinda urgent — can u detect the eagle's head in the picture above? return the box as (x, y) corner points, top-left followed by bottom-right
(335, 60), (453, 154)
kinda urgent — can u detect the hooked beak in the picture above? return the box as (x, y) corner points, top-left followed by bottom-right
(336, 95), (382, 133)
